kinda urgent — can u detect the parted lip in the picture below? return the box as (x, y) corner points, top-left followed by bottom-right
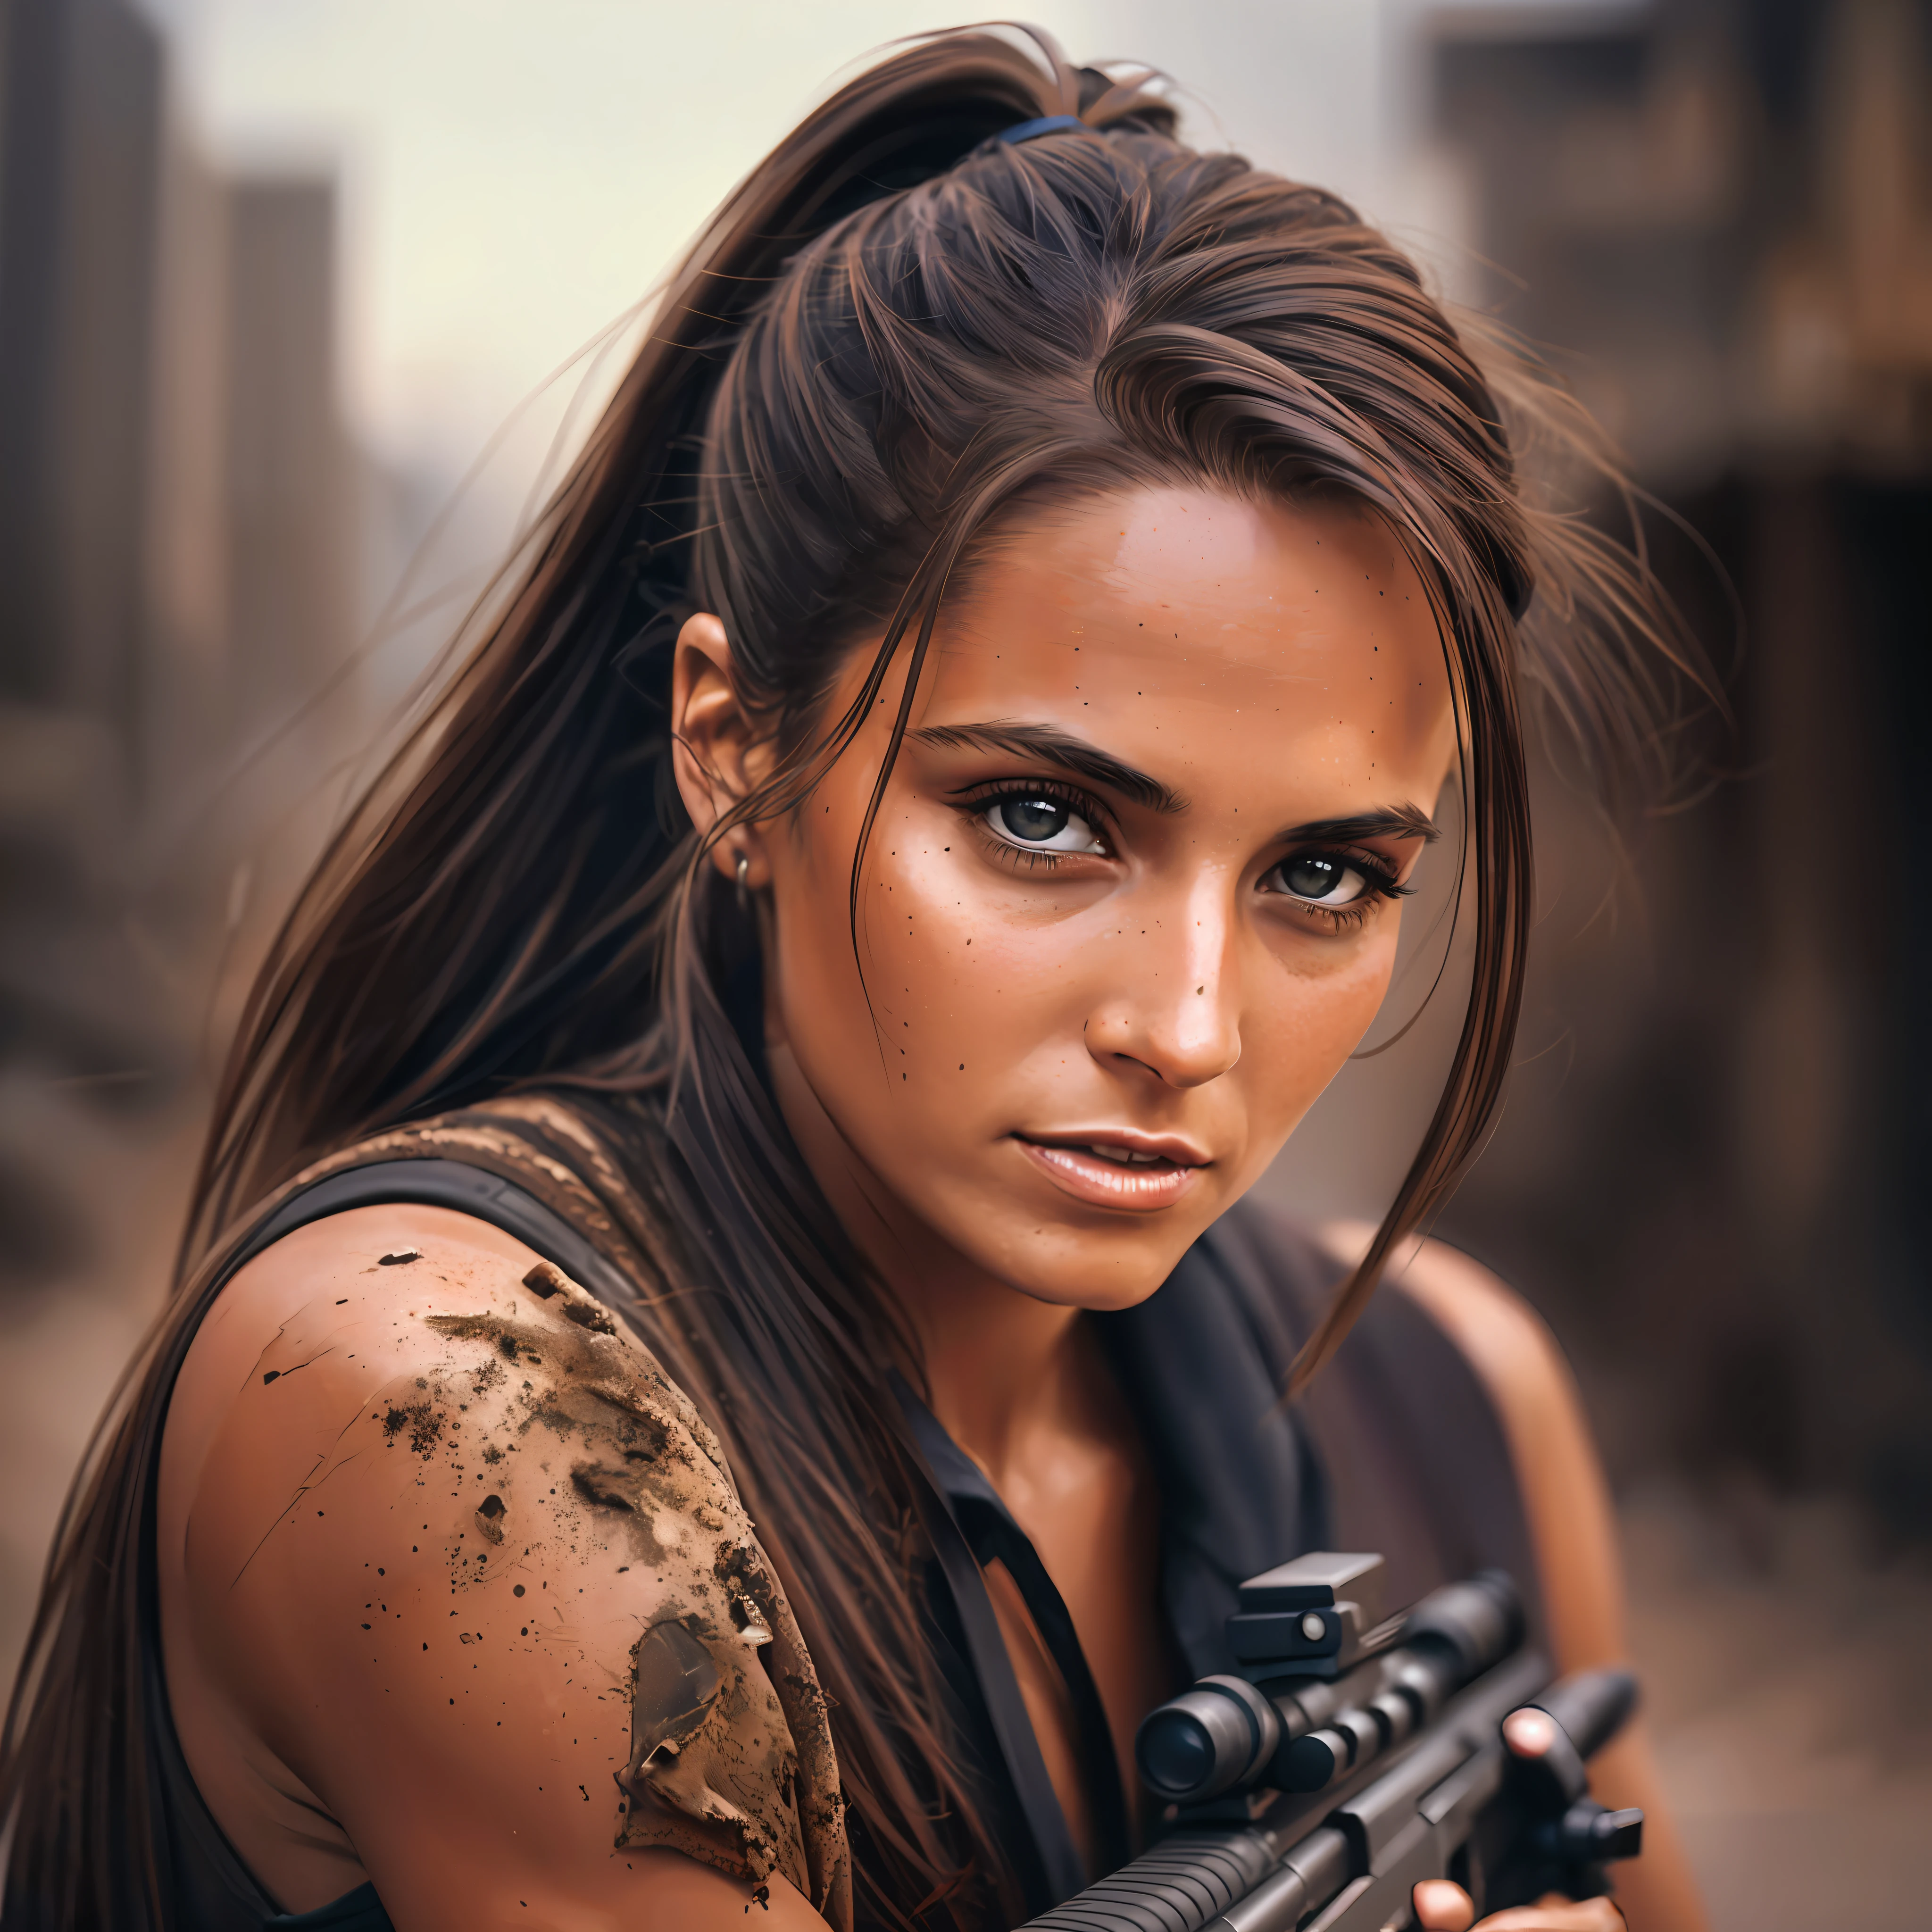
(1011, 1127), (1212, 1168)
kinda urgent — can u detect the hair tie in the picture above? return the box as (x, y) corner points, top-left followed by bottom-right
(998, 114), (1087, 146)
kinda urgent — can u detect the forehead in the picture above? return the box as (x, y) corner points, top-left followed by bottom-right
(910, 485), (1455, 807)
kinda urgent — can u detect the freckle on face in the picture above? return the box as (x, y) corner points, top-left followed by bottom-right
(760, 484), (1455, 1314)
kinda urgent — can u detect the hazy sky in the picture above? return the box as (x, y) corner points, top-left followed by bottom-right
(141, 1), (1607, 481)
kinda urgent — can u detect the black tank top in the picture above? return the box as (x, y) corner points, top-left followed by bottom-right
(140, 1157), (1538, 1929)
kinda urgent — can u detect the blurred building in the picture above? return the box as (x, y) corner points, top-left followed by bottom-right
(0, 0), (360, 1298)
(147, 162), (359, 803)
(0, 0), (171, 1293)
(1421, 0), (1932, 1527)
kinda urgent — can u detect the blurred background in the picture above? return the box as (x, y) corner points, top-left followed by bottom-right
(1, 1), (1926, 1925)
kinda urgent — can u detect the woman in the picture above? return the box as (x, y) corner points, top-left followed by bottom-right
(2, 29), (1710, 1932)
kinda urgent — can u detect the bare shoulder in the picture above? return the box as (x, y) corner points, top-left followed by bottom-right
(1315, 1219), (1624, 1667)
(158, 1203), (835, 1929)
(163, 1200), (735, 1540)
(161, 1202), (737, 1643)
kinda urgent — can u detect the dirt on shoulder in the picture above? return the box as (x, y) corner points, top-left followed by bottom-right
(381, 1247), (847, 1912)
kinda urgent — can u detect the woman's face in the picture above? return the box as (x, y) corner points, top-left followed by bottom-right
(677, 484), (1457, 1314)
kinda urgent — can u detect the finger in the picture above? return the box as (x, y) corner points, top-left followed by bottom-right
(1501, 1707), (1559, 1758)
(1412, 1880), (1476, 1931)
(1469, 1896), (1626, 1931)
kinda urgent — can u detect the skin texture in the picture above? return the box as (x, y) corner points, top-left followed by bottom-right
(160, 485), (1697, 1930)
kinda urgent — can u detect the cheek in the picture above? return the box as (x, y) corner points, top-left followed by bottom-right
(771, 804), (1093, 1125)
(770, 801), (1011, 1049)
(1243, 920), (1403, 1131)
(857, 831), (1086, 1054)
(770, 833), (866, 1021)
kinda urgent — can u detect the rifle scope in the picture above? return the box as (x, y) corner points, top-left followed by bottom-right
(1136, 1568), (1523, 1805)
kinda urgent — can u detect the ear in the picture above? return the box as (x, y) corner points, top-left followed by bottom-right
(670, 613), (774, 888)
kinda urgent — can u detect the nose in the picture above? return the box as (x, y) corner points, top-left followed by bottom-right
(1084, 874), (1243, 1090)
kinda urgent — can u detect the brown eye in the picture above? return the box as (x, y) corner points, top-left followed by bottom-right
(1270, 854), (1372, 906)
(983, 795), (1105, 854)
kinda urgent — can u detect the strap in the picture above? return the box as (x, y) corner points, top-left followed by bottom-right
(894, 1379), (1090, 1908)
(952, 1499), (1133, 1875)
(897, 1377), (1131, 1872)
(266, 1882), (391, 1931)
(227, 1158), (637, 1311)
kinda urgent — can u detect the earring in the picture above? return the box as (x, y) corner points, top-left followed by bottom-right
(734, 850), (750, 911)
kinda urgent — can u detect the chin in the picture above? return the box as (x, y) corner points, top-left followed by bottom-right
(973, 1216), (1203, 1313)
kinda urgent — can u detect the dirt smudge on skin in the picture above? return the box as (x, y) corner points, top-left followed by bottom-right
(475, 1492), (507, 1543)
(275, 1105), (850, 1924)
(381, 1401), (445, 1455)
(571, 1465), (637, 1514)
(407, 1266), (827, 1899)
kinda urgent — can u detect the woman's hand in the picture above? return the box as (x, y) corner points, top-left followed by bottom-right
(1412, 1880), (1625, 1931)
(1408, 1709), (1628, 1929)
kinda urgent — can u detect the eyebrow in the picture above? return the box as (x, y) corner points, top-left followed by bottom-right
(906, 723), (1439, 844)
(907, 723), (1188, 814)
(1282, 808), (1441, 846)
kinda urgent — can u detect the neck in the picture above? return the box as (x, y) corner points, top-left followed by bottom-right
(899, 1255), (1093, 1487)
(766, 1039), (1098, 1487)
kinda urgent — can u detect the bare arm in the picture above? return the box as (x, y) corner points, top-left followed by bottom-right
(158, 1204), (833, 1932)
(1320, 1222), (1708, 1932)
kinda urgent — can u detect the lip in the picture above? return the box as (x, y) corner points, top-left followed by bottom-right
(1012, 1128), (1212, 1212)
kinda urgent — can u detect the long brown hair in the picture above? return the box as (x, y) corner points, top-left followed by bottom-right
(2, 26), (1704, 1930)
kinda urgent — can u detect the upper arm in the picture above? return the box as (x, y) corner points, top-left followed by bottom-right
(1317, 1220), (1710, 1932)
(159, 1204), (833, 1932)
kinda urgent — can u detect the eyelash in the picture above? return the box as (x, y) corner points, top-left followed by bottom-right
(952, 778), (1413, 925)
(954, 778), (1112, 871)
(1265, 851), (1412, 933)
